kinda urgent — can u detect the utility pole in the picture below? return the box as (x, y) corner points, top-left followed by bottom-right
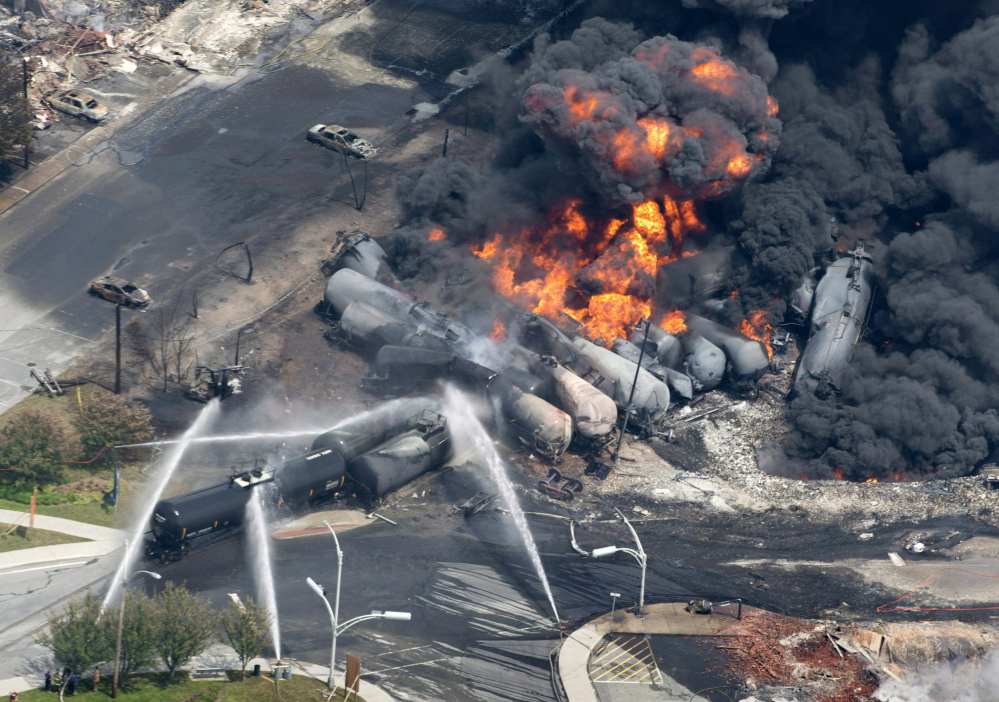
(613, 319), (651, 462)
(244, 244), (253, 284)
(114, 304), (122, 394)
(22, 58), (29, 170)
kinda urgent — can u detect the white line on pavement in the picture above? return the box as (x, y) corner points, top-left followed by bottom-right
(0, 561), (89, 575)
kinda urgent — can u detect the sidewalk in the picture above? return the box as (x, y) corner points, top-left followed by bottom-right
(557, 602), (749, 702)
(0, 508), (125, 571)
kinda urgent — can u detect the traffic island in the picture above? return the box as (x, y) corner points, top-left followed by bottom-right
(557, 603), (892, 702)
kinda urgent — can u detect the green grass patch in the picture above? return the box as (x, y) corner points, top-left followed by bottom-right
(17, 673), (364, 702)
(0, 381), (153, 528)
(0, 523), (88, 552)
(0, 498), (122, 528)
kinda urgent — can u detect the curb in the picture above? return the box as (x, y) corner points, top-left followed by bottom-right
(0, 66), (197, 218)
(0, 539), (123, 572)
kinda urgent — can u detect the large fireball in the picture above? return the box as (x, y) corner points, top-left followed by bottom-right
(521, 37), (780, 203)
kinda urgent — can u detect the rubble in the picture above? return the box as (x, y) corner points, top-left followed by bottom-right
(1, 0), (368, 130)
(720, 609), (880, 702)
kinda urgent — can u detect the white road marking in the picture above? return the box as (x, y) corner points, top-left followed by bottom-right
(0, 561), (89, 575)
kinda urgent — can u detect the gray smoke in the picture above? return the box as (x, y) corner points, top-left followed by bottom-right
(724, 58), (927, 324)
(679, 0), (814, 19)
(875, 648), (999, 701)
(928, 150), (999, 229)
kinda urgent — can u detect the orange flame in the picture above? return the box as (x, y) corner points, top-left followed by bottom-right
(490, 318), (507, 342)
(474, 199), (704, 344)
(657, 309), (687, 335)
(523, 65), (771, 200)
(737, 310), (773, 358)
(865, 478), (879, 483)
(689, 48), (743, 96)
(428, 228), (446, 242)
(834, 468), (845, 480)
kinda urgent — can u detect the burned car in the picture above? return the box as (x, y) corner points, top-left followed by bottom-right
(89, 276), (150, 308)
(307, 124), (377, 158)
(47, 90), (108, 122)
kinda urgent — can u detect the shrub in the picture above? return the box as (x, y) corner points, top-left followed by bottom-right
(0, 408), (80, 485)
(73, 393), (154, 456)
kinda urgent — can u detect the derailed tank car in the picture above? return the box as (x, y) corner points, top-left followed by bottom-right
(347, 410), (452, 502)
(146, 399), (449, 562)
(793, 244), (875, 395)
(686, 315), (770, 381)
(146, 469), (272, 563)
(364, 346), (572, 458)
(275, 448), (346, 506)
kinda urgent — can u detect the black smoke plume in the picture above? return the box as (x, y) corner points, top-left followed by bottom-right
(385, 1), (999, 480)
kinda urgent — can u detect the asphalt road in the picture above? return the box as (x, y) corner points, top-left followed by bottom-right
(0, 20), (414, 409)
(138, 455), (999, 702)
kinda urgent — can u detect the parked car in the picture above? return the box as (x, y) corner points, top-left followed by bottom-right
(47, 90), (108, 122)
(307, 124), (377, 158)
(89, 276), (150, 308)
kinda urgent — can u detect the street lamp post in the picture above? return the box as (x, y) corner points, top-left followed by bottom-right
(112, 541), (161, 699)
(306, 577), (410, 690)
(609, 592), (621, 620)
(307, 521), (410, 690)
(591, 508), (648, 615)
(323, 520), (343, 688)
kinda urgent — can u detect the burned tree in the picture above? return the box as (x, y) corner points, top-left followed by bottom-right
(126, 296), (197, 392)
(0, 50), (32, 166)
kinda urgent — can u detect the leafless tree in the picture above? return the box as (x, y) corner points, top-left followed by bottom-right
(125, 295), (197, 392)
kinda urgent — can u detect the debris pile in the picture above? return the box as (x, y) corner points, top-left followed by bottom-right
(0, 0), (366, 129)
(723, 609), (879, 702)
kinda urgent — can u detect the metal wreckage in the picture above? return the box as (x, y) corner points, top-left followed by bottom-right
(147, 233), (876, 563)
(319, 232), (878, 452)
(319, 231), (784, 453)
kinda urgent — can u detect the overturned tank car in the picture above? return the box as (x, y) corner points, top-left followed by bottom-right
(364, 346), (572, 458)
(793, 244), (875, 395)
(611, 338), (694, 400)
(347, 410), (452, 502)
(531, 356), (618, 442)
(324, 269), (480, 358)
(682, 332), (726, 392)
(629, 319), (683, 369)
(572, 337), (670, 425)
(686, 315), (770, 381)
